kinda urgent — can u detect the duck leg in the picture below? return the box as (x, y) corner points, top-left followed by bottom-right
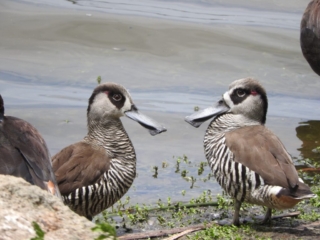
(233, 199), (241, 226)
(260, 208), (272, 224)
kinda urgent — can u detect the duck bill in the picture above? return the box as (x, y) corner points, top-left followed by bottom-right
(125, 106), (167, 136)
(185, 100), (230, 128)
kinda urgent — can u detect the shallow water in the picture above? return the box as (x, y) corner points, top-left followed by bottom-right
(0, 0), (320, 205)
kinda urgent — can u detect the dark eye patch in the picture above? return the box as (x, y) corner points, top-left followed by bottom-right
(109, 91), (126, 109)
(236, 89), (246, 97)
(112, 93), (122, 102)
(230, 88), (250, 105)
(87, 85), (127, 114)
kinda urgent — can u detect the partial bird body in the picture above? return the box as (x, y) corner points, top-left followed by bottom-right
(0, 95), (61, 198)
(301, 0), (320, 75)
(52, 82), (166, 220)
(185, 78), (314, 225)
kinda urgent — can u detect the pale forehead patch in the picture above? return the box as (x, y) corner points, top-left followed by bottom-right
(122, 96), (133, 113)
(229, 77), (260, 90)
(125, 89), (134, 104)
(223, 91), (234, 108)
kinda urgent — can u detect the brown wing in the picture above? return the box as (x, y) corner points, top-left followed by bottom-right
(225, 125), (299, 190)
(300, 0), (320, 75)
(0, 116), (61, 198)
(52, 142), (111, 196)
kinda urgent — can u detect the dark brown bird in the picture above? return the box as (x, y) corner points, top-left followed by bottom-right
(0, 94), (61, 198)
(301, 0), (320, 75)
(185, 78), (315, 226)
(52, 82), (166, 220)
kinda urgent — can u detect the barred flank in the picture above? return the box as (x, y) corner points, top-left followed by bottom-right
(66, 160), (136, 218)
(204, 114), (264, 203)
(64, 120), (137, 219)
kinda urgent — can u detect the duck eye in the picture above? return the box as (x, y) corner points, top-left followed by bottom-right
(236, 89), (246, 97)
(112, 94), (122, 101)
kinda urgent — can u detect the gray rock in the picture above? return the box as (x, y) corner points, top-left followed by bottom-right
(0, 174), (106, 240)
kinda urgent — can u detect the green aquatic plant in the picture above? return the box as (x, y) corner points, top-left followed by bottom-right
(181, 169), (188, 177)
(310, 185), (320, 207)
(298, 209), (320, 222)
(92, 222), (116, 240)
(97, 76), (102, 84)
(198, 161), (207, 175)
(162, 161), (168, 168)
(183, 175), (197, 188)
(127, 204), (150, 224)
(189, 223), (274, 240)
(157, 215), (166, 225)
(152, 166), (158, 178)
(190, 224), (242, 240)
(183, 154), (191, 164)
(216, 193), (232, 210)
(296, 177), (320, 221)
(31, 222), (45, 240)
(175, 157), (181, 173)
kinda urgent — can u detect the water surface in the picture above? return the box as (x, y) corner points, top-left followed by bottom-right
(0, 0), (319, 205)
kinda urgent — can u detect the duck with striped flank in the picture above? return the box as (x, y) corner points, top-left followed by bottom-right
(185, 78), (315, 226)
(0, 95), (61, 198)
(52, 82), (166, 220)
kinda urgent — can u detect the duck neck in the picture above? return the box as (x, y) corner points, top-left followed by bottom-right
(208, 113), (261, 134)
(83, 118), (136, 161)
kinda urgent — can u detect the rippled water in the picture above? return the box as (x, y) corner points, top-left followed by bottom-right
(0, 0), (319, 205)
(20, 0), (306, 28)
